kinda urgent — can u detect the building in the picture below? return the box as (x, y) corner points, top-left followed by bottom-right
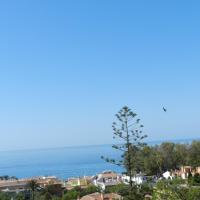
(80, 192), (122, 200)
(65, 176), (92, 190)
(163, 171), (173, 180)
(93, 171), (122, 190)
(0, 176), (62, 193)
(171, 166), (200, 179)
(122, 173), (147, 185)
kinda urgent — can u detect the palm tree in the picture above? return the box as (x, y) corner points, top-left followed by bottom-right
(27, 179), (39, 200)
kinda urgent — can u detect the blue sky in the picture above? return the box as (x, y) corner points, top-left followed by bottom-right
(0, 1), (200, 150)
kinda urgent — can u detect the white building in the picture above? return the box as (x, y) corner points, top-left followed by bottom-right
(162, 171), (173, 180)
(93, 171), (122, 190)
(122, 174), (147, 185)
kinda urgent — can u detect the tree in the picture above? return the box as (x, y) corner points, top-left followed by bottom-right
(79, 185), (100, 197)
(174, 143), (189, 167)
(0, 192), (10, 200)
(158, 142), (178, 171)
(102, 106), (147, 187)
(153, 179), (187, 200)
(41, 184), (63, 198)
(188, 173), (200, 186)
(188, 141), (200, 167)
(62, 190), (78, 200)
(16, 193), (25, 200)
(138, 146), (163, 176)
(27, 179), (39, 200)
(153, 178), (200, 200)
(187, 187), (200, 200)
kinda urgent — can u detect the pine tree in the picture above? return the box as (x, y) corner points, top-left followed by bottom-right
(102, 106), (147, 187)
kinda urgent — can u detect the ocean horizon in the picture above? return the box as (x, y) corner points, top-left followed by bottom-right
(0, 138), (198, 180)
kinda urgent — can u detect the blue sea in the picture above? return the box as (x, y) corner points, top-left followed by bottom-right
(0, 145), (122, 179)
(0, 139), (197, 179)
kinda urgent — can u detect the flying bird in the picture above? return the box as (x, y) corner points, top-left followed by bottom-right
(163, 107), (167, 112)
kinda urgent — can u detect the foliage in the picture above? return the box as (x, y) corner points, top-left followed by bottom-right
(188, 141), (200, 167)
(186, 187), (200, 200)
(62, 190), (78, 200)
(105, 184), (128, 194)
(105, 183), (152, 200)
(16, 193), (25, 200)
(128, 141), (200, 176)
(0, 192), (10, 200)
(62, 185), (99, 200)
(102, 106), (147, 187)
(40, 184), (63, 199)
(78, 185), (100, 197)
(153, 179), (185, 200)
(0, 185), (100, 200)
(26, 179), (40, 200)
(134, 146), (163, 176)
(188, 173), (200, 186)
(153, 179), (200, 200)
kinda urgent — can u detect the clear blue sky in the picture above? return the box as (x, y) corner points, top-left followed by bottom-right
(0, 1), (200, 150)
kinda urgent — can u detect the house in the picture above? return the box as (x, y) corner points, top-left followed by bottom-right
(93, 171), (122, 190)
(122, 173), (147, 185)
(172, 166), (200, 179)
(37, 176), (62, 187)
(80, 192), (122, 200)
(0, 176), (62, 193)
(163, 171), (173, 180)
(65, 176), (92, 190)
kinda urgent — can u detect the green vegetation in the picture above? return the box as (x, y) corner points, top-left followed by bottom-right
(0, 193), (10, 200)
(0, 185), (100, 200)
(102, 106), (147, 187)
(153, 179), (200, 200)
(0, 106), (200, 199)
(39, 184), (63, 199)
(62, 185), (100, 200)
(0, 147), (199, 199)
(188, 173), (200, 186)
(27, 180), (39, 200)
(105, 184), (153, 200)
(102, 106), (200, 199)
(102, 106), (151, 199)
(103, 176), (200, 200)
(129, 141), (200, 176)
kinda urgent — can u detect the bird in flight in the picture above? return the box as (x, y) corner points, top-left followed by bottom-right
(163, 107), (167, 112)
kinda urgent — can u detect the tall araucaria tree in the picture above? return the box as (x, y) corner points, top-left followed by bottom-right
(102, 106), (147, 187)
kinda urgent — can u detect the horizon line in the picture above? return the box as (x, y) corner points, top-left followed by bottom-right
(0, 137), (199, 153)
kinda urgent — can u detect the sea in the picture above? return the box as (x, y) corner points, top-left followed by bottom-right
(0, 139), (197, 180)
(0, 145), (122, 179)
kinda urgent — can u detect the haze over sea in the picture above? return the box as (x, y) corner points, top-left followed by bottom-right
(0, 139), (196, 179)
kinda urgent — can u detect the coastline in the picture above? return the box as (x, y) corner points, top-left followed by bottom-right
(0, 138), (199, 180)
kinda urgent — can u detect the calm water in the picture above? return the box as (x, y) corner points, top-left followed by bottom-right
(0, 145), (122, 179)
(0, 139), (196, 179)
